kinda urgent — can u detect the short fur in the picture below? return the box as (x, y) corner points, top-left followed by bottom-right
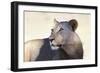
(49, 19), (84, 59)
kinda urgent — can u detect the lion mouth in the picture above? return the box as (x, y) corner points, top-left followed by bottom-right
(52, 44), (62, 48)
(49, 41), (59, 50)
(50, 42), (63, 50)
(49, 38), (63, 49)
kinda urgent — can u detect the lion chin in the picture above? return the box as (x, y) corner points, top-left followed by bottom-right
(49, 41), (59, 50)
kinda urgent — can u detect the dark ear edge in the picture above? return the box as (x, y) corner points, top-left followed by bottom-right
(69, 19), (78, 31)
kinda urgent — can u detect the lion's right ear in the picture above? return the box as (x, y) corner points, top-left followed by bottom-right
(69, 19), (78, 31)
(54, 19), (59, 24)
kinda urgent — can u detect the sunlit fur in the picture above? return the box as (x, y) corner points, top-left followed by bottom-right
(24, 39), (44, 62)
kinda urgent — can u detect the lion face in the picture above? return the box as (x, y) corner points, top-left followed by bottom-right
(49, 19), (78, 48)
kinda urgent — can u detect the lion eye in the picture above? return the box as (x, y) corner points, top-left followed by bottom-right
(59, 28), (64, 31)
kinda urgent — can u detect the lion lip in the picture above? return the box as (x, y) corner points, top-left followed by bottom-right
(51, 44), (56, 46)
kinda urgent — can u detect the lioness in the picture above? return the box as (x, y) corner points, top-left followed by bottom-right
(24, 19), (84, 61)
(49, 19), (84, 59)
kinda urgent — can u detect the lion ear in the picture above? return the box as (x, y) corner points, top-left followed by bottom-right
(69, 19), (78, 31)
(54, 19), (59, 24)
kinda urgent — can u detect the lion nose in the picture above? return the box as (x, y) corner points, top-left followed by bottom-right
(49, 39), (54, 42)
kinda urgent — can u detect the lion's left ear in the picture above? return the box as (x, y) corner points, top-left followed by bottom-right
(69, 19), (78, 31)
